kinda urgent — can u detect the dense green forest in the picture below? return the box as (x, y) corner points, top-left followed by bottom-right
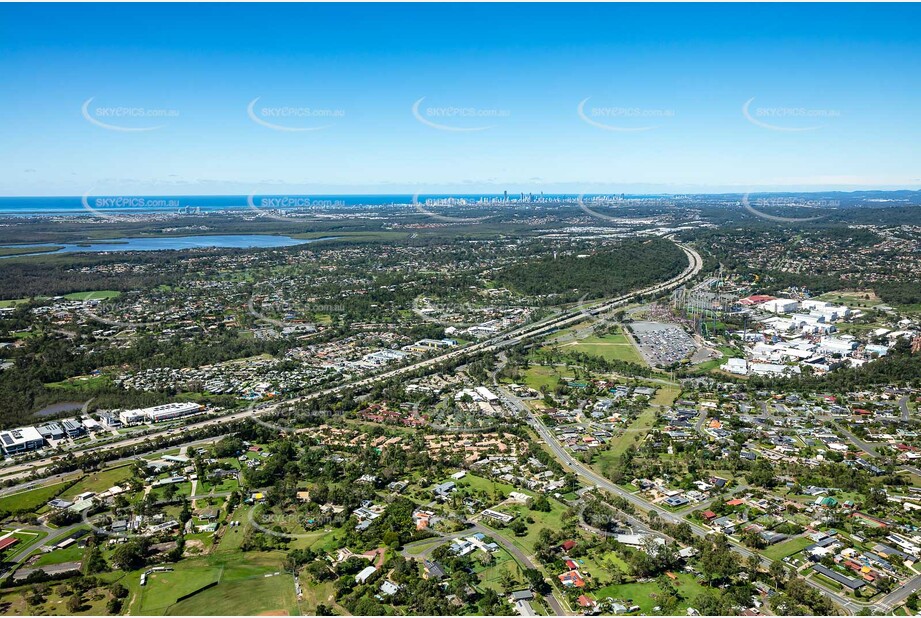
(497, 238), (687, 303)
(0, 328), (287, 428)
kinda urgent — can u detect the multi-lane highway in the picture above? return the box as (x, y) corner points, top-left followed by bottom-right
(3, 237), (914, 614)
(0, 240), (703, 486)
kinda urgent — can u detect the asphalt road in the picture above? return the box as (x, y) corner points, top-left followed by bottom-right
(0, 523), (82, 581)
(1, 241), (701, 486)
(899, 395), (911, 422)
(400, 522), (567, 616)
(524, 412), (880, 615)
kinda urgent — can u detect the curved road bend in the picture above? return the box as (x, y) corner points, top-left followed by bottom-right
(526, 411), (921, 615)
(401, 523), (567, 616)
(0, 241), (702, 486)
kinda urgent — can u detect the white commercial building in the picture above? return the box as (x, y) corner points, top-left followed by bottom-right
(119, 402), (203, 425)
(721, 357), (748, 375)
(143, 402), (203, 422)
(751, 363), (801, 376)
(801, 300), (851, 322)
(820, 337), (858, 356)
(119, 410), (147, 426)
(760, 298), (800, 314)
(0, 426), (45, 455)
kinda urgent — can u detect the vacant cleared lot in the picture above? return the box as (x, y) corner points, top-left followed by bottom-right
(762, 536), (813, 561)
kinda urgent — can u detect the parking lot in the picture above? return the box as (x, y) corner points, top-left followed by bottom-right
(629, 321), (697, 367)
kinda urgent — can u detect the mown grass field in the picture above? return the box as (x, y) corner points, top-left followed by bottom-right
(816, 290), (883, 309)
(474, 548), (524, 592)
(0, 296), (42, 307)
(555, 329), (646, 365)
(486, 497), (568, 555)
(128, 551), (294, 616)
(0, 480), (73, 513)
(136, 565), (224, 614)
(593, 571), (707, 613)
(455, 474), (517, 501)
(58, 465), (134, 501)
(167, 571), (297, 616)
(45, 374), (112, 391)
(595, 405), (658, 470)
(31, 542), (85, 566)
(63, 290), (122, 301)
(762, 535), (813, 561)
(519, 365), (566, 391)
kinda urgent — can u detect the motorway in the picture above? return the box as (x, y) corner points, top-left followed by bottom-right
(3, 237), (916, 613)
(0, 240), (703, 486)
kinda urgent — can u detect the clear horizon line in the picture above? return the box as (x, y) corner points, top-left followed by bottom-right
(3, 187), (921, 200)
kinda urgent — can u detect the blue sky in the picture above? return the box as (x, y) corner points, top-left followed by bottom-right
(1, 3), (919, 196)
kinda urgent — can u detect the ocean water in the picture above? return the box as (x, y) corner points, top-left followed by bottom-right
(0, 195), (544, 216)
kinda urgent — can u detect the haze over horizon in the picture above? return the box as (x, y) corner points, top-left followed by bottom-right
(2, 3), (920, 196)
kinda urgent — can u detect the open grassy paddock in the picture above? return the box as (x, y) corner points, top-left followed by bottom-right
(58, 465), (134, 502)
(593, 571), (708, 613)
(552, 328), (646, 365)
(0, 480), (74, 513)
(128, 550), (297, 616)
(762, 536), (813, 561)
